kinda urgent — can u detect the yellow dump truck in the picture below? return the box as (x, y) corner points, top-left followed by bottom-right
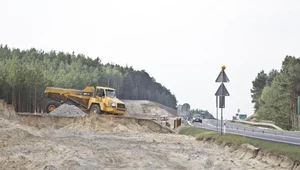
(44, 86), (126, 115)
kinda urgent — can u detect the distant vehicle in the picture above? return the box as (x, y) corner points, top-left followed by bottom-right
(192, 114), (202, 123)
(233, 113), (247, 120)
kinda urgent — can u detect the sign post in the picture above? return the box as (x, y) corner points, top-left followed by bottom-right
(215, 65), (230, 135)
(298, 96), (300, 130)
(216, 96), (218, 132)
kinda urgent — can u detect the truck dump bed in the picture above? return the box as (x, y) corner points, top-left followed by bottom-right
(44, 86), (95, 110)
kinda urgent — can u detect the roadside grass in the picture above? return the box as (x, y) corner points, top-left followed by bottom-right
(179, 125), (300, 160)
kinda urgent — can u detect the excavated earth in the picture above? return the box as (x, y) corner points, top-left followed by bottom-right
(124, 100), (178, 119)
(49, 104), (87, 117)
(0, 100), (299, 170)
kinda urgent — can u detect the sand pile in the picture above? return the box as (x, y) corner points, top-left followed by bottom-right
(0, 99), (19, 121)
(124, 100), (178, 119)
(49, 104), (87, 117)
(0, 100), (296, 169)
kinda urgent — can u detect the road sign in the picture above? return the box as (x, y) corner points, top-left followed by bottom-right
(219, 96), (225, 108)
(215, 70), (230, 83)
(215, 83), (230, 96)
(215, 65), (230, 135)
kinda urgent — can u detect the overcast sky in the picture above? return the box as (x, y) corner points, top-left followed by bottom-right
(1, 0), (300, 119)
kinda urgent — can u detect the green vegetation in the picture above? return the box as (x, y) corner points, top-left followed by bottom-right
(190, 109), (214, 119)
(179, 126), (300, 159)
(251, 56), (300, 130)
(0, 45), (177, 112)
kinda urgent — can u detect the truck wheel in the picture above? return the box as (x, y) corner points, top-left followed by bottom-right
(90, 104), (101, 114)
(45, 101), (59, 113)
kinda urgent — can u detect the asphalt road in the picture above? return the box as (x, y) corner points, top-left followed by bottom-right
(190, 119), (300, 146)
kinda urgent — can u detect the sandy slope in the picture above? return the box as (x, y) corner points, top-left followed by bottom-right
(124, 100), (178, 119)
(0, 100), (295, 170)
(0, 116), (291, 170)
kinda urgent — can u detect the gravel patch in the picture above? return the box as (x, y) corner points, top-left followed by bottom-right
(49, 104), (87, 117)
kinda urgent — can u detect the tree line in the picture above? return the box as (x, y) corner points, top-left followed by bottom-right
(251, 56), (300, 130)
(190, 109), (214, 119)
(0, 45), (177, 113)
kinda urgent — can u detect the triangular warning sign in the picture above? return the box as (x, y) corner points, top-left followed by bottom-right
(215, 70), (230, 83)
(215, 83), (230, 96)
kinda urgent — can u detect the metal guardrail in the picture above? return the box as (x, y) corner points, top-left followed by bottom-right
(232, 120), (283, 130)
(260, 120), (275, 123)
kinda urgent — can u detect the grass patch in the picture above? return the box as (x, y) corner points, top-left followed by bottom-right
(179, 125), (300, 160)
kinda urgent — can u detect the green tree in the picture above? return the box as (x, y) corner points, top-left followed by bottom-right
(257, 74), (293, 129)
(6, 55), (22, 107)
(251, 70), (268, 111)
(0, 45), (178, 112)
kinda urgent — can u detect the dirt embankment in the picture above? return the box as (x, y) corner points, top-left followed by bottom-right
(18, 114), (174, 134)
(1, 100), (300, 170)
(0, 99), (19, 121)
(124, 100), (178, 119)
(200, 139), (300, 170)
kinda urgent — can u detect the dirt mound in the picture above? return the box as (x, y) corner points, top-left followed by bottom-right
(49, 104), (87, 117)
(0, 100), (19, 121)
(18, 114), (174, 133)
(0, 99), (294, 169)
(124, 100), (178, 119)
(0, 125), (37, 140)
(0, 122), (290, 170)
(68, 115), (174, 133)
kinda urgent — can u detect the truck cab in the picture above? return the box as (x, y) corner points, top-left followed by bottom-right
(89, 86), (126, 115)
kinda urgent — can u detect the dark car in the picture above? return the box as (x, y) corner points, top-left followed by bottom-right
(192, 115), (202, 123)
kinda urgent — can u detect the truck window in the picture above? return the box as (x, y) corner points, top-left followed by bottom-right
(97, 89), (105, 97)
(106, 89), (116, 98)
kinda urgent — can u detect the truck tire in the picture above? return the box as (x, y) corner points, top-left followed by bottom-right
(90, 104), (101, 114)
(45, 101), (60, 113)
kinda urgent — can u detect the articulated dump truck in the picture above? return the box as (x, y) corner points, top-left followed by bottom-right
(44, 86), (126, 115)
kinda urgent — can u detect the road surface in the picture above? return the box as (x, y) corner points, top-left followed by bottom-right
(190, 119), (300, 146)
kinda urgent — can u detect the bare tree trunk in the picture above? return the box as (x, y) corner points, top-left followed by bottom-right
(296, 95), (299, 129)
(117, 82), (120, 97)
(6, 90), (9, 104)
(34, 84), (37, 113)
(292, 93), (297, 129)
(292, 98), (295, 129)
(12, 86), (15, 109)
(29, 89), (32, 112)
(26, 93), (29, 112)
(18, 87), (21, 112)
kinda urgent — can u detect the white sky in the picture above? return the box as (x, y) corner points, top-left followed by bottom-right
(1, 0), (300, 119)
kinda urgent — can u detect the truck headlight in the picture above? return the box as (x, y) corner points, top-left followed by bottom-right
(110, 102), (116, 107)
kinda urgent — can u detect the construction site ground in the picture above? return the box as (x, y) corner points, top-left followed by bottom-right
(0, 100), (292, 170)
